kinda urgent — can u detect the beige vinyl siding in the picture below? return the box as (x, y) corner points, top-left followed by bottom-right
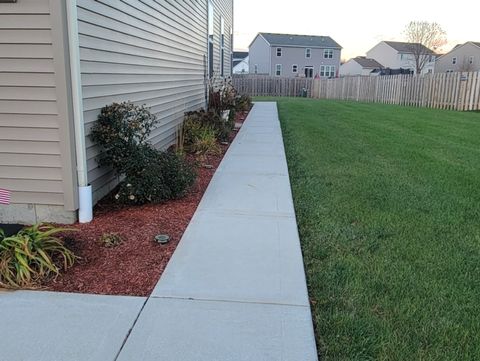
(0, 0), (77, 210)
(77, 0), (211, 202)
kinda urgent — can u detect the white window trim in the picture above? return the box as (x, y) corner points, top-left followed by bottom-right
(276, 47), (282, 57)
(323, 49), (333, 59)
(292, 64), (298, 73)
(275, 64), (282, 76)
(304, 65), (314, 78)
(305, 48), (311, 58)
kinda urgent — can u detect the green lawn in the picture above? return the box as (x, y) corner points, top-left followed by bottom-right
(266, 98), (480, 360)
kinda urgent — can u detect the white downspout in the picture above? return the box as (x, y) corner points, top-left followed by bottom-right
(66, 0), (92, 223)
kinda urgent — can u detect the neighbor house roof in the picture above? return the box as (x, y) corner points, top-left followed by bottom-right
(353, 56), (383, 68)
(471, 42), (480, 48)
(384, 41), (436, 54)
(257, 32), (342, 49)
(233, 51), (248, 60)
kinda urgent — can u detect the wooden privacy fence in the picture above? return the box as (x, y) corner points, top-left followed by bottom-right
(232, 75), (314, 97)
(232, 72), (480, 111)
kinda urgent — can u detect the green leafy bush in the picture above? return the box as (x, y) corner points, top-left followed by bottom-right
(184, 109), (233, 143)
(0, 224), (75, 288)
(91, 102), (196, 205)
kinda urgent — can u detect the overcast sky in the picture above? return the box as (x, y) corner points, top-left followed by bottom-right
(233, 0), (480, 59)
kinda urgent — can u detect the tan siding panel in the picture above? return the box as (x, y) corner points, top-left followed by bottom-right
(0, 15), (51, 29)
(0, 114), (58, 129)
(0, 73), (56, 87)
(0, 58), (54, 73)
(0, 140), (60, 155)
(0, 153), (61, 168)
(0, 0), (50, 14)
(0, 87), (56, 101)
(0, 178), (63, 193)
(0, 127), (59, 142)
(0, 30), (52, 44)
(0, 100), (57, 115)
(0, 0), (76, 213)
(0, 44), (54, 59)
(0, 166), (62, 181)
(11, 192), (64, 206)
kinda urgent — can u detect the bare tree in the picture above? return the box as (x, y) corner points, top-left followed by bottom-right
(404, 21), (447, 74)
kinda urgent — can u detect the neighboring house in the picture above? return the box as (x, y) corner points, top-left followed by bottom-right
(366, 41), (437, 75)
(0, 0), (233, 224)
(233, 51), (249, 74)
(249, 32), (342, 78)
(339, 57), (384, 76)
(435, 42), (480, 73)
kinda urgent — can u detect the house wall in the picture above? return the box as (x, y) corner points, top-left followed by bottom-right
(367, 41), (435, 75)
(0, 0), (78, 224)
(339, 59), (363, 76)
(366, 42), (400, 69)
(249, 35), (271, 74)
(435, 43), (480, 73)
(76, 0), (233, 203)
(233, 56), (249, 74)
(270, 46), (341, 77)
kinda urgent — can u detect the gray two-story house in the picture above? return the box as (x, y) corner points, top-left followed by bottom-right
(248, 33), (342, 78)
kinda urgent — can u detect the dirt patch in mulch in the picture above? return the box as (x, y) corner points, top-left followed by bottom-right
(43, 110), (250, 297)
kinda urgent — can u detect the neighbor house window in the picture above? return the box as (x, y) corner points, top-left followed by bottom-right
(305, 48), (311, 58)
(292, 64), (298, 73)
(275, 64), (282, 76)
(320, 65), (335, 77)
(324, 49), (333, 58)
(207, 1), (214, 77)
(452, 57), (457, 64)
(254, 64), (258, 74)
(220, 17), (225, 76)
(276, 47), (282, 57)
(469, 56), (474, 64)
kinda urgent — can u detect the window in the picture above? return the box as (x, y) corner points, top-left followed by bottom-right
(207, 1), (214, 78)
(254, 64), (258, 74)
(452, 57), (457, 65)
(305, 48), (311, 58)
(220, 17), (225, 77)
(320, 65), (336, 77)
(446, 69), (454, 73)
(469, 56), (475, 64)
(429, 55), (435, 62)
(324, 49), (333, 59)
(292, 64), (298, 73)
(275, 64), (282, 76)
(276, 47), (282, 57)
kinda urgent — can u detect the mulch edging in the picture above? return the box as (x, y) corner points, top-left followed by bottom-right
(43, 110), (250, 297)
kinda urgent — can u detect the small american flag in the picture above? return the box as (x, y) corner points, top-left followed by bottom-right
(0, 188), (11, 205)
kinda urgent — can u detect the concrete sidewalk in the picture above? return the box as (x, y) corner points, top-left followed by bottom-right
(117, 102), (318, 360)
(0, 102), (317, 361)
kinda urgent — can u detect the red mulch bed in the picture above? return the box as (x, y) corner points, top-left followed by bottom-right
(43, 110), (250, 297)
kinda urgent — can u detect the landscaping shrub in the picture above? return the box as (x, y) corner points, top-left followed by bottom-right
(184, 109), (233, 143)
(91, 102), (196, 205)
(183, 117), (221, 156)
(235, 94), (253, 112)
(0, 224), (75, 288)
